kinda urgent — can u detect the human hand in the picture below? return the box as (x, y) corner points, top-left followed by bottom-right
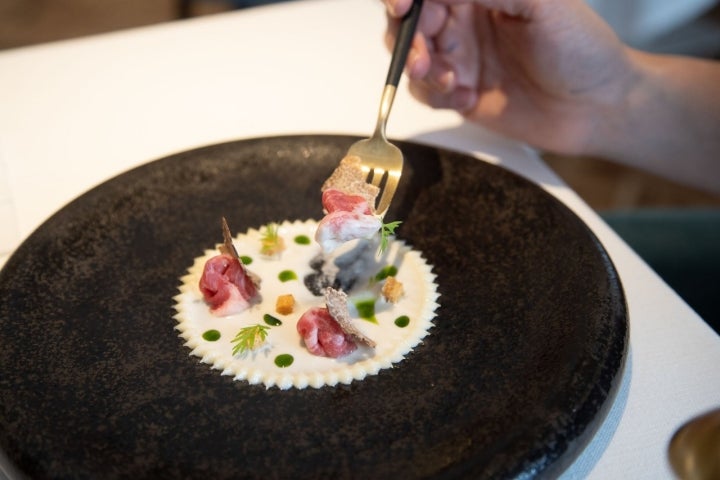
(384, 0), (636, 155)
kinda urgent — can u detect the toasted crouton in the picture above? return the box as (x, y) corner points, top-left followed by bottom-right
(321, 155), (379, 206)
(275, 294), (295, 315)
(382, 276), (404, 303)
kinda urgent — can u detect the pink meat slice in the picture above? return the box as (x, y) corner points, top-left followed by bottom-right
(322, 188), (372, 214)
(297, 307), (358, 358)
(316, 211), (382, 252)
(199, 253), (259, 316)
(316, 188), (381, 252)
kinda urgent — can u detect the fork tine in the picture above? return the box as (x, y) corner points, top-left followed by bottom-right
(375, 170), (400, 217)
(368, 168), (385, 189)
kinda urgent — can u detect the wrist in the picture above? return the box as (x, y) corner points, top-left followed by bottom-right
(579, 49), (720, 192)
(579, 47), (647, 160)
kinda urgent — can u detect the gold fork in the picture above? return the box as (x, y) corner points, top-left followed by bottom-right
(347, 0), (423, 218)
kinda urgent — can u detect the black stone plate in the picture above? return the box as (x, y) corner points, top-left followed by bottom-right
(0, 135), (627, 479)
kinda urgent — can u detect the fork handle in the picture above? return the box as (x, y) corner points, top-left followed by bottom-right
(385, 0), (424, 88)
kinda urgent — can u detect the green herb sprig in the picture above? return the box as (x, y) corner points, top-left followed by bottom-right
(260, 222), (285, 256)
(231, 324), (269, 356)
(379, 220), (402, 254)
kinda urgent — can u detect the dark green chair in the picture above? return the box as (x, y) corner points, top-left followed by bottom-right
(602, 208), (720, 335)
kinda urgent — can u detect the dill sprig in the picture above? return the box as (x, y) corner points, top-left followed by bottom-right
(379, 220), (402, 254)
(231, 324), (269, 356)
(260, 222), (285, 256)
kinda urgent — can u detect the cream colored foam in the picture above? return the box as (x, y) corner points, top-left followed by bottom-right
(173, 219), (439, 390)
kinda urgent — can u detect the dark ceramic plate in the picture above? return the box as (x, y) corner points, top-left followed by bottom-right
(0, 135), (627, 479)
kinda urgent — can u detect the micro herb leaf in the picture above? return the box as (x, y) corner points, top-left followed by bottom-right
(260, 222), (285, 256)
(379, 220), (402, 254)
(231, 324), (269, 356)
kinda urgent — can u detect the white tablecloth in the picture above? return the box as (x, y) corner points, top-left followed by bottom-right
(1, 1), (719, 478)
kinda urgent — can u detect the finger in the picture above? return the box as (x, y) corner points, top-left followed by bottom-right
(385, 11), (438, 80)
(432, 5), (480, 88)
(418, 2), (450, 37)
(389, 0), (535, 19)
(383, 17), (397, 51)
(398, 32), (457, 89)
(384, 0), (413, 18)
(384, 18), (429, 78)
(408, 79), (478, 112)
(424, 52), (457, 92)
(385, 1), (448, 43)
(406, 33), (433, 79)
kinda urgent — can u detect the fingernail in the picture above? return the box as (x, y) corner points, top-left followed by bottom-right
(406, 50), (418, 76)
(429, 69), (454, 93)
(438, 70), (455, 92)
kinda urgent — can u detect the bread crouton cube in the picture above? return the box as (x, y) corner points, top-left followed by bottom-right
(382, 276), (404, 303)
(276, 294), (295, 315)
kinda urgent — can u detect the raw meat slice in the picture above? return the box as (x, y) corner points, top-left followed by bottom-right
(199, 254), (259, 316)
(324, 288), (375, 348)
(315, 210), (382, 252)
(296, 307), (357, 358)
(315, 156), (383, 253)
(321, 188), (373, 215)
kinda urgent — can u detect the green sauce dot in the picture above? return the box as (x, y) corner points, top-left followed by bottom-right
(202, 329), (221, 341)
(294, 235), (311, 245)
(394, 315), (410, 328)
(278, 270), (297, 282)
(263, 314), (282, 326)
(375, 265), (398, 282)
(355, 299), (377, 324)
(274, 354), (294, 368)
(240, 255), (253, 265)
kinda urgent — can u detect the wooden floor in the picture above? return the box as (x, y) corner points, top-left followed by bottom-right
(2, 0), (719, 212)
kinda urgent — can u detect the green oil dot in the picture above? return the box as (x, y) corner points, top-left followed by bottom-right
(274, 354), (294, 368)
(240, 255), (253, 265)
(294, 235), (311, 245)
(394, 315), (410, 328)
(263, 314), (282, 326)
(355, 298), (378, 324)
(278, 270), (297, 282)
(374, 265), (398, 282)
(202, 329), (221, 341)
